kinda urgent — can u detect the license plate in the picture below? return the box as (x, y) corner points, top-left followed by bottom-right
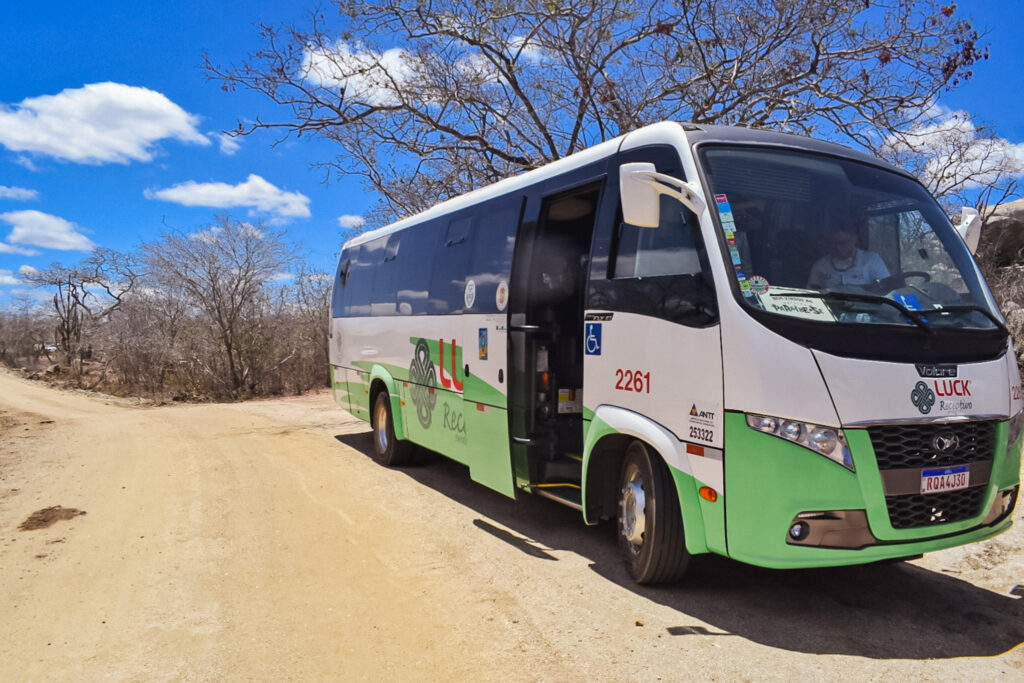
(920, 465), (969, 494)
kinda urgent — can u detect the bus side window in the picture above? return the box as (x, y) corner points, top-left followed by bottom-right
(429, 213), (475, 313)
(369, 235), (398, 315)
(613, 195), (702, 278)
(395, 220), (440, 315)
(331, 256), (350, 318)
(466, 197), (518, 312)
(597, 193), (717, 326)
(345, 238), (388, 316)
(341, 245), (364, 316)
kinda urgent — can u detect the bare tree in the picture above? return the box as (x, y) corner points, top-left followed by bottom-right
(882, 110), (1023, 216)
(207, 0), (985, 221)
(282, 267), (332, 390)
(0, 299), (53, 369)
(22, 249), (138, 377)
(142, 217), (298, 397)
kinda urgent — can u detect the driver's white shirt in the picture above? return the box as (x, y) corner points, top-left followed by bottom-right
(807, 249), (890, 288)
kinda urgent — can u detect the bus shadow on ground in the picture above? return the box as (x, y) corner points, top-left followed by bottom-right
(334, 431), (1023, 660)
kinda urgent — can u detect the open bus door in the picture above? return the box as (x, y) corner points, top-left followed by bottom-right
(508, 182), (603, 507)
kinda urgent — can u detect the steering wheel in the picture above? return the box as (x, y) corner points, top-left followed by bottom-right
(876, 271), (931, 290)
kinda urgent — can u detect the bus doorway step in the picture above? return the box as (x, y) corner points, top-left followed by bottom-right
(532, 484), (582, 512)
(539, 458), (582, 483)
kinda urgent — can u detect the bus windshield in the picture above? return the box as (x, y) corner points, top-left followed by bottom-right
(699, 146), (1001, 332)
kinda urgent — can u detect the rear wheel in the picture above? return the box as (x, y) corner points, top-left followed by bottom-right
(618, 441), (689, 584)
(371, 390), (414, 466)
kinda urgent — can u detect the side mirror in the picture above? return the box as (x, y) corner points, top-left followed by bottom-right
(620, 163), (662, 228)
(956, 206), (981, 254)
(619, 162), (706, 228)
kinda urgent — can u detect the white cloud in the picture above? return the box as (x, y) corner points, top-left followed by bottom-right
(188, 226), (223, 243)
(188, 221), (267, 244)
(8, 287), (52, 303)
(301, 39), (534, 107)
(269, 271), (294, 283)
(214, 132), (241, 155)
(302, 41), (413, 106)
(0, 241), (39, 256)
(0, 185), (38, 201)
(337, 214), (366, 229)
(13, 156), (39, 171)
(145, 174), (311, 220)
(0, 269), (21, 285)
(884, 109), (1024, 192)
(0, 210), (95, 251)
(18, 264), (37, 276)
(506, 35), (547, 62)
(0, 82), (210, 165)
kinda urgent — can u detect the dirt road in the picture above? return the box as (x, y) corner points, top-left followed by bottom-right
(0, 370), (1021, 680)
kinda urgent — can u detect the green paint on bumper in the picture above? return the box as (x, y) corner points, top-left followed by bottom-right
(723, 412), (1015, 569)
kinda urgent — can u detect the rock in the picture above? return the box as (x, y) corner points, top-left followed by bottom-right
(982, 198), (1024, 268)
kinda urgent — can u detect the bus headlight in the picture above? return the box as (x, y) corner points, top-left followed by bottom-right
(809, 427), (837, 454)
(746, 413), (855, 472)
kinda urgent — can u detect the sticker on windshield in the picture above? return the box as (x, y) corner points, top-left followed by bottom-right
(729, 246), (741, 264)
(756, 287), (836, 322)
(893, 293), (922, 311)
(748, 276), (769, 294)
(716, 195), (735, 223)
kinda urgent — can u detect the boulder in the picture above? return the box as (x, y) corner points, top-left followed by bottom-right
(982, 198), (1024, 268)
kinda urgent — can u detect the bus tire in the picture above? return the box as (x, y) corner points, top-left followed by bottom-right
(371, 391), (414, 466)
(617, 440), (689, 584)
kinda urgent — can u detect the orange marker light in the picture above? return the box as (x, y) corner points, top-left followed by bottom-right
(699, 487), (718, 502)
(686, 443), (705, 457)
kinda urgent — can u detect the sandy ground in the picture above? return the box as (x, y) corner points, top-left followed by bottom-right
(0, 369), (1021, 681)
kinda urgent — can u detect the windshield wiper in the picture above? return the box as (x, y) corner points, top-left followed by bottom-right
(926, 304), (1009, 335)
(771, 291), (933, 333)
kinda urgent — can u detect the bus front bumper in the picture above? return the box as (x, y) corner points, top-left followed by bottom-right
(722, 412), (1020, 569)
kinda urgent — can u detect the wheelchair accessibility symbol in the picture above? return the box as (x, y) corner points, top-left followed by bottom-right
(585, 323), (602, 355)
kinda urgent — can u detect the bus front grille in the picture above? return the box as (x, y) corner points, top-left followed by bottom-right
(868, 421), (996, 470)
(885, 486), (987, 529)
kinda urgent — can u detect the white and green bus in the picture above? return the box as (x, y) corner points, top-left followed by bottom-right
(329, 122), (1022, 583)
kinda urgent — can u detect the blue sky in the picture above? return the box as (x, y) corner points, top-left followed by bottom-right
(0, 0), (1022, 303)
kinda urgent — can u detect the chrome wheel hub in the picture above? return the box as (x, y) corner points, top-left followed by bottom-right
(620, 470), (647, 548)
(374, 401), (389, 453)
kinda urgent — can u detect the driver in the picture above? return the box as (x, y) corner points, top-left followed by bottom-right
(807, 228), (889, 288)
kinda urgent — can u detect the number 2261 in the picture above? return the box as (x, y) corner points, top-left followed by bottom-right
(614, 369), (651, 394)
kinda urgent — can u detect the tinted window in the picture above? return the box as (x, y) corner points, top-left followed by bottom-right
(429, 212), (475, 313)
(465, 196), (520, 313)
(588, 148), (717, 327)
(331, 254), (350, 318)
(338, 194), (522, 317)
(614, 194), (702, 277)
(394, 220), (439, 315)
(344, 239), (388, 316)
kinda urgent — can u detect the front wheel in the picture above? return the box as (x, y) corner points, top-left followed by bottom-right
(618, 441), (689, 584)
(371, 391), (414, 466)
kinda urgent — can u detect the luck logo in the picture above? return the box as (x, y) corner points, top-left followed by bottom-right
(409, 338), (437, 428)
(911, 381), (936, 415)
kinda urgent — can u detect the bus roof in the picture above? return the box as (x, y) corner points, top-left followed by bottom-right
(343, 121), (912, 249)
